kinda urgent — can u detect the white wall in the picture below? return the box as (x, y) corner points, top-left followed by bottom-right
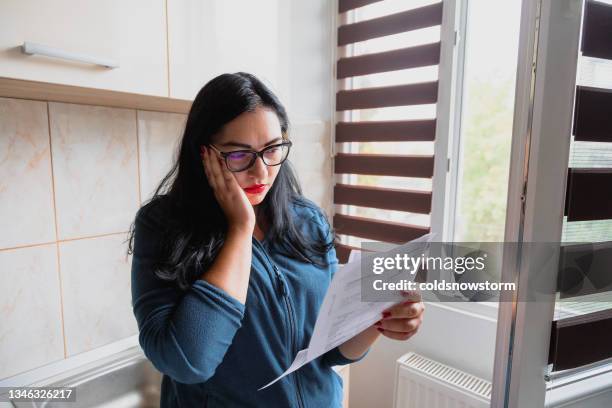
(349, 304), (498, 408)
(279, 0), (334, 216)
(279, 0), (333, 123)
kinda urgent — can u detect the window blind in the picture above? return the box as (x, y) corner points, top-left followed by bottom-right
(549, 0), (612, 372)
(333, 0), (451, 263)
(581, 0), (612, 60)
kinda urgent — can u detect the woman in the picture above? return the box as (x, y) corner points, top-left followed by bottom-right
(128, 72), (425, 407)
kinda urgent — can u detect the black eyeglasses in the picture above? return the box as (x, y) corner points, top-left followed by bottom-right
(208, 140), (292, 172)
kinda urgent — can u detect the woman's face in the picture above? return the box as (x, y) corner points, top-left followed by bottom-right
(209, 106), (284, 207)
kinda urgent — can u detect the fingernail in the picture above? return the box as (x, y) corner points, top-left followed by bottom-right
(374, 321), (382, 326)
(382, 311), (391, 319)
(376, 328), (384, 333)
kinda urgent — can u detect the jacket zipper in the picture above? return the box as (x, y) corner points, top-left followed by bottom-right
(273, 264), (305, 408)
(252, 239), (305, 408)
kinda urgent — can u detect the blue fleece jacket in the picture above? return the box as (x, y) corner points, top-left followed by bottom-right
(130, 196), (368, 407)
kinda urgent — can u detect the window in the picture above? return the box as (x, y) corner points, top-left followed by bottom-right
(549, 0), (612, 373)
(450, 0), (521, 242)
(333, 1), (522, 321)
(333, 0), (449, 261)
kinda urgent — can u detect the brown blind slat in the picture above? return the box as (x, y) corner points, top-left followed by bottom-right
(333, 213), (429, 244)
(334, 2), (441, 261)
(337, 42), (441, 79)
(335, 243), (362, 264)
(573, 86), (612, 143)
(334, 184), (432, 213)
(558, 241), (612, 298)
(564, 168), (612, 221)
(581, 0), (612, 60)
(338, 3), (444, 46)
(336, 81), (438, 111)
(336, 119), (436, 142)
(335, 243), (376, 264)
(338, 0), (383, 14)
(335, 153), (434, 178)
(549, 309), (612, 371)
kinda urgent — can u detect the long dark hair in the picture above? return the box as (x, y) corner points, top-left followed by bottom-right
(126, 72), (336, 291)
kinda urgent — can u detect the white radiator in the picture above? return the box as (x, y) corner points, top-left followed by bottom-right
(393, 352), (492, 408)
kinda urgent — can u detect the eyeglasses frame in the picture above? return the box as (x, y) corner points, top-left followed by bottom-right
(207, 140), (293, 172)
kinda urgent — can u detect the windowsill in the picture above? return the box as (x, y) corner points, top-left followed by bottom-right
(426, 300), (499, 322)
(545, 359), (612, 407)
(0, 333), (351, 388)
(0, 335), (140, 388)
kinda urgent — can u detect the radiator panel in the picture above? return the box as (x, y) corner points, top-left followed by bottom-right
(394, 352), (491, 408)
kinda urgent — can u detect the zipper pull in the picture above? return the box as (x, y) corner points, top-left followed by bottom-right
(274, 265), (287, 297)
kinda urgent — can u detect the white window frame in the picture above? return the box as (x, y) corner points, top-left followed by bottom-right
(432, 0), (465, 243)
(491, 0), (584, 406)
(431, 0), (508, 320)
(441, 0), (469, 244)
(435, 0), (510, 320)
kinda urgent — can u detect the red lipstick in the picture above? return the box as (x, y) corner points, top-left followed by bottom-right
(243, 184), (267, 194)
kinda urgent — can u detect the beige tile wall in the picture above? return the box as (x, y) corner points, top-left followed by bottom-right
(0, 96), (332, 380)
(48, 103), (140, 240)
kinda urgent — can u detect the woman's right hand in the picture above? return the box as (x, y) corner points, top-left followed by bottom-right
(201, 145), (256, 234)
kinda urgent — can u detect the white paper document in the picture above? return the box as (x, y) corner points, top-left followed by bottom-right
(258, 233), (434, 391)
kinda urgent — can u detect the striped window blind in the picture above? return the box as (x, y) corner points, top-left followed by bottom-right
(333, 0), (453, 263)
(549, 0), (612, 372)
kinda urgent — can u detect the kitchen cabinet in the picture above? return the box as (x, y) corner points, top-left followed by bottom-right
(0, 0), (168, 96)
(167, 0), (287, 100)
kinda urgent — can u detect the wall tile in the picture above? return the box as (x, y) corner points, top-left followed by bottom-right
(137, 110), (186, 202)
(49, 103), (139, 239)
(0, 244), (64, 379)
(59, 234), (136, 357)
(0, 98), (56, 249)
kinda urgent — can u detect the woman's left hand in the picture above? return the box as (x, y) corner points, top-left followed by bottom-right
(374, 292), (425, 341)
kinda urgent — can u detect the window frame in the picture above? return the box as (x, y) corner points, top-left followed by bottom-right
(491, 0), (586, 406)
